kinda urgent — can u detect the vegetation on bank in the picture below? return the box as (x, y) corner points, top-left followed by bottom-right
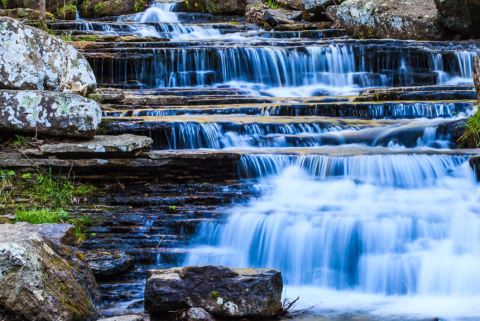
(0, 148), (98, 241)
(459, 111), (480, 148)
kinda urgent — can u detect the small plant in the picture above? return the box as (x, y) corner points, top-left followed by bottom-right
(1, 0), (8, 9)
(57, 3), (77, 19)
(458, 110), (480, 148)
(205, 0), (216, 14)
(11, 135), (30, 147)
(60, 33), (73, 42)
(133, 0), (146, 13)
(265, 0), (280, 9)
(93, 2), (106, 17)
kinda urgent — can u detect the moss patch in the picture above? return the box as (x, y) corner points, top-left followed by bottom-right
(458, 109), (480, 148)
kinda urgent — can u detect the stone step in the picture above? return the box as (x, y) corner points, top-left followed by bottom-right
(356, 85), (477, 101)
(104, 100), (475, 119)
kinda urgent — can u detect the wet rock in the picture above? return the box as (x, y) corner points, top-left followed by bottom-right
(90, 88), (126, 104)
(247, 7), (302, 26)
(84, 250), (135, 280)
(184, 0), (246, 15)
(434, 0), (480, 35)
(333, 0), (444, 40)
(144, 266), (283, 319)
(277, 0), (304, 10)
(0, 90), (102, 138)
(80, 0), (144, 18)
(181, 307), (215, 321)
(96, 316), (143, 321)
(0, 7), (54, 19)
(474, 56), (480, 101)
(39, 134), (153, 158)
(0, 222), (99, 321)
(469, 155), (480, 180)
(0, 17), (96, 95)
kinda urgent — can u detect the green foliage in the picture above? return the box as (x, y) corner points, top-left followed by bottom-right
(57, 3), (77, 19)
(93, 2), (106, 17)
(11, 135), (30, 147)
(459, 110), (480, 148)
(1, 0), (8, 9)
(133, 0), (146, 12)
(76, 35), (99, 42)
(60, 33), (73, 42)
(205, 0), (216, 14)
(15, 208), (70, 224)
(265, 0), (280, 9)
(81, 0), (91, 15)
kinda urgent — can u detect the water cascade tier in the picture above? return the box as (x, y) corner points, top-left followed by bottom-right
(50, 2), (480, 320)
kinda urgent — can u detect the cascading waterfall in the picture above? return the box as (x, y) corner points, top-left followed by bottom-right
(186, 158), (480, 318)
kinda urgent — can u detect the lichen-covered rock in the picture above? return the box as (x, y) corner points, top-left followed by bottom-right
(0, 222), (99, 321)
(246, 6), (302, 27)
(474, 56), (480, 101)
(39, 134), (153, 157)
(144, 266), (283, 319)
(0, 17), (96, 95)
(0, 90), (102, 138)
(304, 0), (344, 13)
(433, 0), (480, 35)
(79, 0), (144, 18)
(333, 0), (444, 40)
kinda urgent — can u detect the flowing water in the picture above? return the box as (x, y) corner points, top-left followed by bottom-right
(57, 2), (480, 320)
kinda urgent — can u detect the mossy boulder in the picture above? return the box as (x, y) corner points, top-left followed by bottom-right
(185, 0), (246, 15)
(0, 222), (99, 321)
(79, 0), (146, 18)
(0, 8), (54, 20)
(434, 0), (480, 35)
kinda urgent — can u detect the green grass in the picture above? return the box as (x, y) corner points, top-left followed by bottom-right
(15, 208), (70, 224)
(265, 0), (280, 9)
(459, 110), (480, 148)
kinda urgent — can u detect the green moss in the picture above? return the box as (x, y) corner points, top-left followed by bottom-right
(458, 109), (480, 148)
(57, 3), (77, 19)
(265, 0), (280, 9)
(81, 0), (91, 15)
(1, 0), (8, 9)
(205, 0), (216, 14)
(76, 35), (99, 42)
(60, 33), (73, 42)
(210, 290), (219, 299)
(93, 1), (106, 17)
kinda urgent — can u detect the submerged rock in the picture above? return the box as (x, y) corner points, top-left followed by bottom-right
(84, 250), (135, 280)
(0, 90), (102, 138)
(333, 0), (444, 40)
(0, 17), (96, 95)
(39, 134), (153, 158)
(0, 222), (99, 321)
(144, 266), (283, 319)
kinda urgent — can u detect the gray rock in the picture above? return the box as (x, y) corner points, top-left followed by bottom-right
(181, 308), (215, 321)
(90, 88), (125, 104)
(277, 0), (304, 10)
(84, 250), (135, 279)
(0, 17), (96, 95)
(0, 90), (102, 138)
(144, 266), (283, 319)
(304, 0), (343, 13)
(0, 223), (99, 321)
(334, 0), (444, 40)
(96, 315), (143, 321)
(39, 134), (153, 157)
(433, 0), (480, 35)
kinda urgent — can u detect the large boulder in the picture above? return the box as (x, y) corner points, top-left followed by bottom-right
(304, 0), (344, 13)
(0, 222), (99, 321)
(246, 6), (302, 27)
(332, 0), (444, 40)
(0, 17), (96, 95)
(434, 0), (480, 35)
(474, 56), (480, 101)
(84, 249), (135, 279)
(144, 266), (283, 319)
(0, 90), (102, 138)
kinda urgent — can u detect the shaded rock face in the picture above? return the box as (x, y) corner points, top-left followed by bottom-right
(2, 0), (76, 15)
(474, 56), (480, 100)
(0, 8), (54, 20)
(0, 223), (99, 321)
(246, 7), (302, 27)
(80, 0), (143, 18)
(304, 0), (343, 13)
(185, 0), (246, 15)
(333, 0), (444, 40)
(0, 17), (96, 95)
(144, 266), (283, 319)
(434, 0), (480, 35)
(0, 90), (102, 138)
(277, 0), (304, 10)
(181, 307), (215, 321)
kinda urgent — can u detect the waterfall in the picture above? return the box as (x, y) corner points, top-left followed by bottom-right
(186, 160), (480, 317)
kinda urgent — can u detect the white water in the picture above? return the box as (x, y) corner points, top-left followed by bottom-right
(186, 161), (480, 320)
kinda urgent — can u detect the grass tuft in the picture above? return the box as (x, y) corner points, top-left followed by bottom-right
(458, 110), (480, 148)
(15, 208), (70, 224)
